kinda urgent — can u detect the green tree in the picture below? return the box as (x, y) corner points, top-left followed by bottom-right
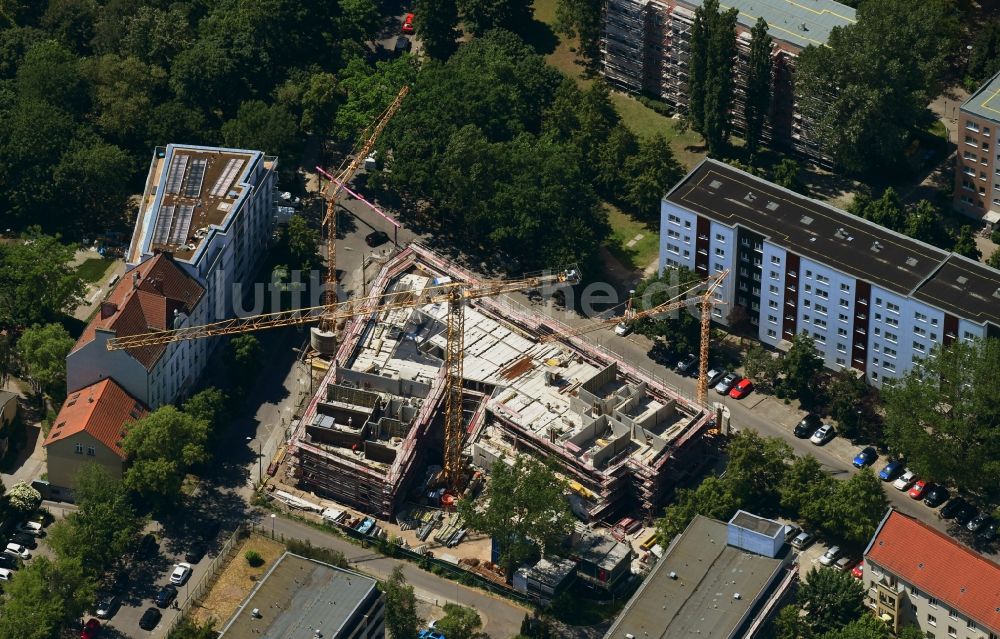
(169, 36), (247, 113)
(689, 1), (737, 153)
(595, 125), (639, 198)
(47, 464), (144, 576)
(121, 406), (211, 505)
(554, 0), (603, 63)
(783, 332), (823, 402)
(383, 566), (422, 639)
(281, 216), (321, 272)
(796, 567), (866, 636)
(882, 339), (1000, 498)
(895, 625), (926, 639)
(904, 199), (949, 248)
(86, 53), (168, 147)
(655, 475), (739, 542)
(632, 267), (702, 354)
(687, 0), (711, 133)
(334, 55), (417, 142)
(339, 0), (381, 42)
(120, 5), (194, 67)
(299, 72), (341, 135)
(822, 614), (891, 639)
(227, 334), (264, 396)
(167, 618), (218, 639)
(15, 39), (88, 115)
(743, 344), (781, 393)
(0, 555), (95, 639)
(822, 470), (888, 546)
(967, 19), (1000, 85)
(772, 158), (805, 194)
(459, 455), (574, 580)
(772, 604), (812, 639)
(15, 323), (74, 398)
(951, 225), (982, 261)
(0, 332), (12, 386)
(183, 387), (230, 438)
(848, 189), (906, 233)
(825, 369), (872, 440)
(435, 603), (488, 639)
(457, 0), (532, 35)
(52, 139), (133, 234)
(623, 133), (684, 220)
(0, 230), (83, 329)
(987, 247), (1000, 269)
(415, 0), (459, 60)
(779, 454), (834, 524)
(40, 0), (97, 54)
(724, 430), (791, 509)
(222, 100), (301, 165)
(6, 480), (41, 515)
(744, 18), (772, 155)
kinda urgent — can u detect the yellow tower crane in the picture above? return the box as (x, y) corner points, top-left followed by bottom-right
(540, 269), (728, 405)
(107, 267), (580, 490)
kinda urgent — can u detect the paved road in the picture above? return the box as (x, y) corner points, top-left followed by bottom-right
(266, 514), (529, 638)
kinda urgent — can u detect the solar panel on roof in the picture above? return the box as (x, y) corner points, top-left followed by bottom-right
(152, 205), (175, 244)
(208, 158), (245, 198)
(168, 205), (195, 245)
(164, 155), (189, 194)
(183, 158), (207, 198)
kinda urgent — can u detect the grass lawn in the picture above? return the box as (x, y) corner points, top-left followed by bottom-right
(75, 257), (114, 283)
(605, 203), (659, 272)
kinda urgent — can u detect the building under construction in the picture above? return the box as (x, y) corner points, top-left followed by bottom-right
(288, 245), (715, 522)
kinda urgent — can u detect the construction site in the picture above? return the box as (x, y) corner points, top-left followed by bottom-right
(284, 244), (716, 524)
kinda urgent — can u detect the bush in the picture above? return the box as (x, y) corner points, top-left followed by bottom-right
(285, 537), (348, 568)
(245, 550), (264, 567)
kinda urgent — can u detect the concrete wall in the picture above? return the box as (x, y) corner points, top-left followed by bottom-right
(45, 432), (123, 490)
(67, 331), (151, 405)
(337, 368), (432, 399)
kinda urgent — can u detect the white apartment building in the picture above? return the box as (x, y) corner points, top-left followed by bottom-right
(660, 159), (1000, 386)
(127, 143), (278, 320)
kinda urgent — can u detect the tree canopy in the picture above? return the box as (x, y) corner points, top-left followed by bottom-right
(0, 229), (83, 330)
(121, 405), (210, 506)
(382, 566), (421, 639)
(0, 555), (96, 639)
(15, 323), (74, 398)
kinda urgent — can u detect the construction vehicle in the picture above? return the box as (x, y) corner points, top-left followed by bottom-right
(107, 267), (580, 490)
(540, 269), (728, 404)
(312, 85), (409, 351)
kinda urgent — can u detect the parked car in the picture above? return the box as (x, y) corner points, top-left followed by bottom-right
(892, 470), (917, 491)
(9, 533), (36, 549)
(16, 521), (44, 537)
(715, 372), (740, 394)
(977, 520), (998, 542)
(136, 533), (157, 559)
(401, 12), (414, 34)
(185, 541), (207, 564)
(0, 554), (19, 570)
(365, 230), (390, 247)
(908, 480), (929, 500)
(729, 378), (754, 399)
(613, 321), (633, 337)
(940, 497), (969, 520)
(923, 485), (950, 508)
(783, 524), (801, 542)
(648, 340), (673, 366)
(393, 36), (412, 55)
(967, 513), (991, 533)
(169, 562), (192, 586)
(834, 556), (854, 572)
(139, 607), (161, 631)
(95, 595), (118, 619)
(819, 545), (841, 566)
(706, 368), (726, 387)
(955, 503), (978, 526)
(878, 460), (904, 481)
(4, 543), (30, 560)
(675, 353), (698, 375)
(418, 632), (445, 639)
(0, 568), (12, 581)
(154, 585), (177, 608)
(790, 531), (815, 550)
(850, 561), (864, 580)
(852, 446), (878, 468)
(81, 618), (101, 639)
(794, 414), (823, 439)
(810, 424), (835, 445)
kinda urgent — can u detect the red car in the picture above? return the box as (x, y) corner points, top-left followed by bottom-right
(401, 13), (414, 34)
(908, 480), (928, 499)
(81, 618), (101, 639)
(729, 378), (754, 399)
(850, 561), (864, 580)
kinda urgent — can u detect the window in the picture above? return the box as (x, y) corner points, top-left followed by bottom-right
(928, 614), (938, 626)
(87, 446), (96, 457)
(815, 318), (827, 329)
(816, 289), (828, 299)
(838, 328), (849, 337)
(813, 332), (825, 342)
(668, 229), (680, 239)
(886, 302), (900, 313)
(75, 444), (84, 455)
(914, 326), (926, 337)
(967, 620), (977, 630)
(815, 303), (827, 314)
(804, 299), (812, 308)
(931, 318), (938, 326)
(837, 343), (847, 353)
(840, 283), (850, 292)
(914, 311), (927, 322)
(875, 297), (883, 306)
(947, 627), (956, 638)
(768, 315), (778, 324)
(886, 316), (899, 327)
(769, 285), (779, 294)
(928, 597), (938, 608)
(714, 262), (724, 271)
(948, 609), (958, 620)
(884, 347), (897, 357)
(668, 213), (681, 224)
(767, 329), (777, 338)
(716, 233), (726, 242)
(840, 298), (849, 308)
(770, 255), (781, 264)
(816, 274), (829, 284)
(913, 341), (925, 352)
(768, 300), (778, 309)
(684, 220), (691, 228)
(885, 331), (897, 343)
(839, 314), (849, 323)
(805, 284), (812, 292)
(805, 270), (813, 278)
(770, 270), (780, 280)
(967, 120), (980, 132)
(715, 247), (725, 256)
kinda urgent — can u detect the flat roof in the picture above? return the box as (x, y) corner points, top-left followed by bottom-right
(731, 510), (784, 537)
(961, 70), (1000, 123)
(679, 0), (856, 49)
(666, 160), (1000, 327)
(219, 552), (379, 638)
(605, 515), (786, 639)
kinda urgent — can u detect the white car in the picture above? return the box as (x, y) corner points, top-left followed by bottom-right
(613, 322), (632, 337)
(706, 369), (726, 387)
(4, 543), (30, 560)
(169, 562), (192, 586)
(0, 568), (11, 581)
(15, 521), (43, 536)
(819, 545), (841, 566)
(892, 470), (917, 491)
(810, 424), (835, 445)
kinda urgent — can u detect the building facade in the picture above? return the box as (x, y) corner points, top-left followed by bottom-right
(601, 0), (855, 160)
(67, 253), (207, 408)
(660, 159), (1000, 386)
(127, 144), (278, 319)
(863, 510), (1000, 639)
(43, 379), (147, 490)
(954, 71), (1000, 224)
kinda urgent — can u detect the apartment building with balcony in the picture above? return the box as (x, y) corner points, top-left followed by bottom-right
(863, 510), (1000, 639)
(660, 159), (1000, 386)
(601, 0), (855, 160)
(955, 71), (1000, 225)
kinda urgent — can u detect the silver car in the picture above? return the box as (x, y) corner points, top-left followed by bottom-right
(715, 372), (740, 394)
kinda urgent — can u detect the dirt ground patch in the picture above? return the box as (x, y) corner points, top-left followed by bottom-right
(190, 535), (286, 627)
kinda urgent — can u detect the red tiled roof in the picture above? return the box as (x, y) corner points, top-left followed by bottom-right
(73, 253), (204, 370)
(866, 510), (1000, 632)
(42, 379), (147, 458)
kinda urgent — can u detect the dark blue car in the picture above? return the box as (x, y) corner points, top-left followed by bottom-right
(878, 459), (904, 481)
(853, 447), (878, 468)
